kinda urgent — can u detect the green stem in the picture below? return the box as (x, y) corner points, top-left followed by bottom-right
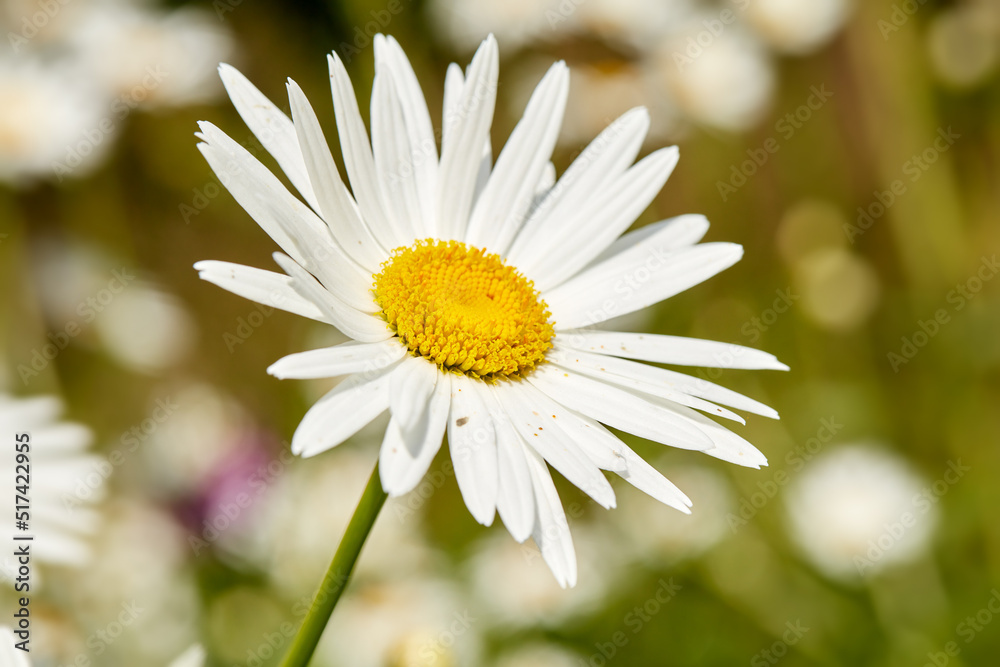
(280, 463), (387, 667)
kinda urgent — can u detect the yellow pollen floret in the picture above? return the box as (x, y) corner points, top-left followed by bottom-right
(373, 239), (554, 381)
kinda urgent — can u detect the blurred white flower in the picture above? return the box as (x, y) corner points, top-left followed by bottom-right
(427, 0), (560, 53)
(653, 22), (774, 133)
(0, 626), (204, 667)
(318, 578), (481, 667)
(219, 448), (439, 594)
(94, 283), (197, 374)
(558, 61), (674, 146)
(927, 5), (1000, 89)
(66, 2), (235, 108)
(0, 57), (108, 184)
(775, 199), (849, 265)
(466, 524), (622, 629)
(140, 383), (246, 496)
(493, 642), (584, 667)
(784, 444), (938, 581)
(0, 395), (103, 577)
(33, 239), (115, 327)
(574, 0), (695, 50)
(744, 0), (852, 55)
(0, 626), (29, 666)
(428, 0), (849, 138)
(616, 462), (734, 564)
(168, 645), (206, 667)
(64, 499), (200, 664)
(792, 247), (880, 332)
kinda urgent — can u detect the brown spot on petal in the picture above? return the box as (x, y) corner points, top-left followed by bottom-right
(456, 417), (469, 427)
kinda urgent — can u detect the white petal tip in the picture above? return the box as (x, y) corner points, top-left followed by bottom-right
(508, 529), (532, 544)
(471, 510), (496, 527)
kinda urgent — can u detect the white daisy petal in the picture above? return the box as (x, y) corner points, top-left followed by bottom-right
(558, 329), (790, 370)
(390, 356), (440, 446)
(25, 423), (93, 454)
(267, 339), (406, 380)
(378, 35), (439, 231)
(590, 214), (710, 267)
(442, 62), (464, 143)
(496, 382), (616, 510)
(448, 376), (498, 526)
(472, 139), (493, 207)
(548, 345), (746, 424)
(379, 372), (451, 496)
(194, 260), (328, 322)
(505, 379), (628, 472)
(34, 529), (93, 565)
(291, 363), (396, 457)
(523, 445), (577, 588)
(553, 353), (779, 419)
(507, 107), (650, 269)
(328, 52), (399, 249)
(437, 35), (499, 241)
(491, 400), (536, 543)
(546, 242), (744, 329)
(196, 122), (376, 313)
(614, 444), (693, 513)
(218, 63), (319, 211)
(196, 123), (310, 261)
(534, 161), (556, 201)
(371, 67), (423, 241)
(287, 78), (387, 272)
(526, 146), (680, 290)
(271, 252), (391, 342)
(465, 62), (570, 255)
(648, 397), (769, 469)
(526, 364), (714, 451)
(0, 395), (61, 428)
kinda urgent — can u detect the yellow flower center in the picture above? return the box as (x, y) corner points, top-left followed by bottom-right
(373, 240), (554, 381)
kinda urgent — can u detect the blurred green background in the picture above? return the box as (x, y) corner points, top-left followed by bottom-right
(2, 0), (999, 665)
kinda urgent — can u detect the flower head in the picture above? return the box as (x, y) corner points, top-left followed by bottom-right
(195, 34), (787, 586)
(0, 394), (104, 577)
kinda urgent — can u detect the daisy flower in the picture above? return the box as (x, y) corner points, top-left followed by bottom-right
(0, 394), (104, 579)
(194, 34), (787, 587)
